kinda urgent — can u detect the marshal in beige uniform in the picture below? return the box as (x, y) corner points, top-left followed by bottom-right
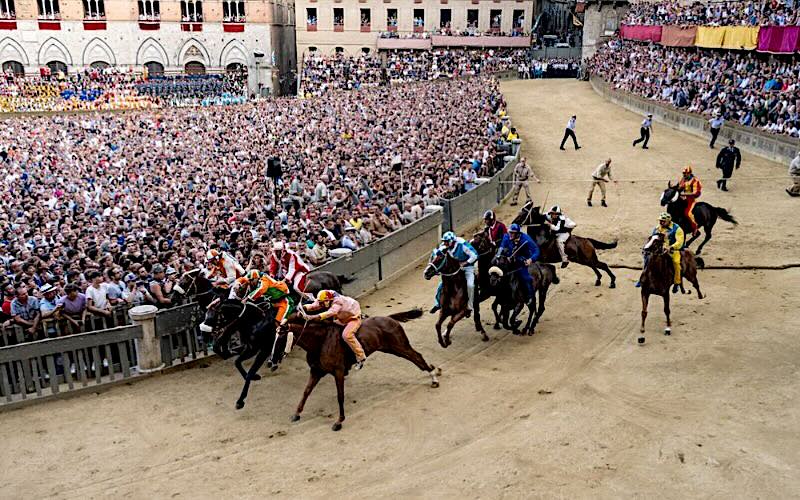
(510, 158), (539, 205)
(587, 158), (614, 207)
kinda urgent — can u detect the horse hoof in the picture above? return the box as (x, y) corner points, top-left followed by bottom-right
(270, 364), (279, 372)
(331, 422), (343, 432)
(528, 329), (535, 336)
(609, 282), (616, 289)
(235, 400), (245, 410)
(251, 373), (262, 381)
(664, 328), (671, 336)
(513, 330), (522, 336)
(595, 280), (601, 286)
(431, 381), (440, 388)
(290, 414), (301, 422)
(481, 335), (489, 342)
(493, 324), (502, 330)
(637, 337), (645, 344)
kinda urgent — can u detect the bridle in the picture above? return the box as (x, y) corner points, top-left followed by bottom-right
(175, 268), (215, 299)
(424, 250), (462, 277)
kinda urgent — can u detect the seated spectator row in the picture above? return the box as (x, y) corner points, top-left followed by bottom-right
(0, 76), (518, 343)
(622, 0), (798, 27)
(587, 39), (800, 137)
(0, 66), (248, 112)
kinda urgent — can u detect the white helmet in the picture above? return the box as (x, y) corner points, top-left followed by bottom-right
(206, 249), (220, 260)
(549, 205), (562, 215)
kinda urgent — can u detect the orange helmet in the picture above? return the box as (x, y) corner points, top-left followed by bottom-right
(206, 249), (220, 260)
(247, 270), (260, 281)
(682, 166), (693, 175)
(316, 290), (336, 302)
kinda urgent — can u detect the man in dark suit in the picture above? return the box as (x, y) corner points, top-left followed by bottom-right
(715, 139), (741, 191)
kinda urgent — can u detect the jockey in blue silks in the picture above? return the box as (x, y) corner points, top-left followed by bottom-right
(431, 231), (479, 315)
(496, 223), (540, 303)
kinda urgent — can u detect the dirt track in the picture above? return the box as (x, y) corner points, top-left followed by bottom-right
(2, 80), (799, 499)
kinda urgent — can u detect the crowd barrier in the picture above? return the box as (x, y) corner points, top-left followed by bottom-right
(590, 77), (798, 165)
(0, 107), (522, 409)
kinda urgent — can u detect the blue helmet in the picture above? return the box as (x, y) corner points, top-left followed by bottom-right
(509, 223), (521, 233)
(441, 231), (457, 243)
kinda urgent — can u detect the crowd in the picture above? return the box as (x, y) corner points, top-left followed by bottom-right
(299, 49), (534, 95)
(518, 58), (580, 79)
(622, 0), (800, 27)
(587, 39), (800, 137)
(0, 76), (518, 342)
(0, 67), (249, 112)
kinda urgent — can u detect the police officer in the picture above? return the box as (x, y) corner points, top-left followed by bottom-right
(632, 113), (653, 149)
(708, 114), (724, 149)
(715, 139), (741, 191)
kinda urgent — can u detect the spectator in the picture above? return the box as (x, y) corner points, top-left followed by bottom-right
(11, 286), (41, 339)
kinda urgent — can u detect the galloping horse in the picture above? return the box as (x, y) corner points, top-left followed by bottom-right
(490, 256), (559, 336)
(423, 248), (488, 348)
(513, 203), (618, 288)
(660, 184), (737, 255)
(199, 299), (278, 409)
(638, 232), (704, 344)
(270, 310), (440, 431)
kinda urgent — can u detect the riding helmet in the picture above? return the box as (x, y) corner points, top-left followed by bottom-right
(441, 231), (457, 243)
(483, 210), (495, 221)
(316, 290), (336, 302)
(659, 212), (672, 222)
(509, 223), (521, 233)
(682, 166), (693, 175)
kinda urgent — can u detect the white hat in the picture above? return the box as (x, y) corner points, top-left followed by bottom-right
(273, 241), (284, 251)
(40, 283), (56, 294)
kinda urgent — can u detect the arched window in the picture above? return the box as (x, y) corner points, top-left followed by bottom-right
(184, 61), (205, 74)
(37, 0), (60, 19)
(226, 63), (245, 74)
(180, 0), (203, 22)
(144, 61), (164, 75)
(46, 60), (67, 74)
(137, 0), (160, 20)
(222, 0), (244, 22)
(361, 47), (370, 54)
(308, 46), (317, 53)
(90, 61), (109, 69)
(2, 60), (24, 76)
(334, 47), (344, 54)
(1, 0), (16, 19)
(82, 0), (105, 19)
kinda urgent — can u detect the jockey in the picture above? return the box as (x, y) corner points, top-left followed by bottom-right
(206, 249), (245, 287)
(678, 166), (702, 236)
(483, 210), (507, 248)
(495, 223), (540, 303)
(636, 212), (685, 291)
(544, 205), (576, 268)
(303, 290), (366, 370)
(231, 270), (294, 330)
(431, 231), (479, 315)
(269, 242), (313, 299)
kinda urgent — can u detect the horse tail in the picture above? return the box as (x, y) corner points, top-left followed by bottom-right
(336, 274), (355, 284)
(714, 207), (738, 225)
(587, 238), (618, 250)
(388, 308), (424, 323)
(695, 257), (705, 270)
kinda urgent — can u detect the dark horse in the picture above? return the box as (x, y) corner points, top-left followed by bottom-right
(200, 299), (278, 409)
(661, 184), (737, 255)
(423, 248), (488, 348)
(490, 256), (559, 336)
(270, 309), (440, 431)
(513, 203), (618, 288)
(638, 232), (704, 344)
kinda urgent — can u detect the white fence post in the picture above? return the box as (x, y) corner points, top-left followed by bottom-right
(129, 305), (164, 373)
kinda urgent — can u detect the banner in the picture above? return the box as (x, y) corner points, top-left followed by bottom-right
(430, 36), (531, 48)
(377, 38), (433, 50)
(695, 26), (726, 48)
(660, 25), (697, 47)
(757, 25), (800, 53)
(720, 26), (760, 50)
(619, 24), (662, 42)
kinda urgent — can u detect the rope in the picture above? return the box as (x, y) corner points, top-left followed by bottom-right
(497, 175), (790, 184)
(610, 262), (800, 271)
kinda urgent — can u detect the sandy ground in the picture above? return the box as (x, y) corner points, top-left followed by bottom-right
(2, 80), (799, 499)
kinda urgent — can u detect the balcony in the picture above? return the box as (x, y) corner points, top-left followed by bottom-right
(333, 23), (343, 32)
(361, 23), (370, 32)
(413, 25), (424, 33)
(83, 17), (107, 30)
(139, 15), (160, 30)
(223, 17), (245, 32)
(37, 14), (61, 30)
(387, 25), (397, 32)
(180, 18), (203, 31)
(307, 22), (317, 31)
(0, 14), (15, 29)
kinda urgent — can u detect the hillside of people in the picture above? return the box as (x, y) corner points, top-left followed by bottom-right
(622, 0), (799, 26)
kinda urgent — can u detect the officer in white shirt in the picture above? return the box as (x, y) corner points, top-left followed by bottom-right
(709, 114), (725, 148)
(632, 113), (653, 149)
(559, 115), (581, 151)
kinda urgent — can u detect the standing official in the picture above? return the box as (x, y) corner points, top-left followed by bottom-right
(787, 151), (800, 197)
(715, 139), (741, 191)
(632, 113), (653, 149)
(587, 158), (616, 207)
(708, 114), (725, 148)
(510, 157), (540, 206)
(559, 115), (581, 151)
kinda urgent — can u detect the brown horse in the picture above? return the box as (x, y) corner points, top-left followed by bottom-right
(638, 232), (704, 344)
(423, 248), (488, 348)
(271, 310), (440, 431)
(512, 203), (618, 288)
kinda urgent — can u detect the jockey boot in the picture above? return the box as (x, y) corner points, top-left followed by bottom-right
(429, 305), (440, 314)
(634, 281), (641, 288)
(716, 179), (722, 189)
(672, 284), (680, 294)
(587, 200), (592, 207)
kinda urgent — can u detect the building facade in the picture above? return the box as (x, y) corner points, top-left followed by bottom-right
(579, 0), (627, 58)
(295, 0), (536, 56)
(0, 0), (297, 95)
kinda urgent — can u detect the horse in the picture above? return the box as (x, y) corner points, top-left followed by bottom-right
(199, 299), (279, 410)
(298, 271), (353, 299)
(638, 232), (704, 344)
(660, 183), (737, 255)
(423, 248), (488, 348)
(173, 268), (224, 309)
(512, 203), (618, 288)
(490, 255), (559, 336)
(270, 309), (440, 431)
